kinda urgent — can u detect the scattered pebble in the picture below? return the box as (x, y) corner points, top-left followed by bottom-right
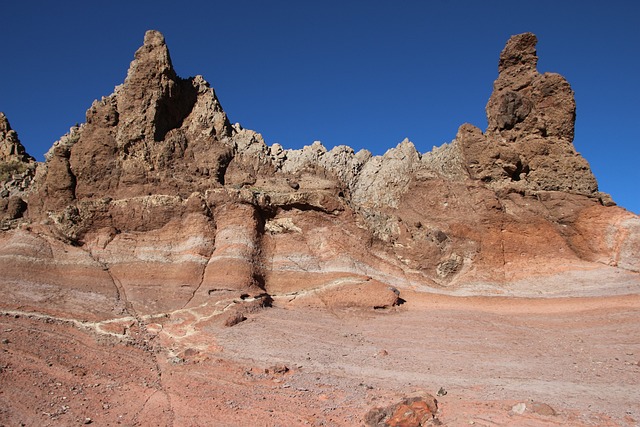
(529, 401), (557, 416)
(266, 364), (289, 375)
(512, 402), (526, 415)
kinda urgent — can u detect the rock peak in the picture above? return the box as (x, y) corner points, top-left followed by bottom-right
(143, 29), (166, 46)
(498, 32), (538, 74)
(476, 32), (598, 195)
(124, 29), (175, 86)
(0, 112), (34, 163)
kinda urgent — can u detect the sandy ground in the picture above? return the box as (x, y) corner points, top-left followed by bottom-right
(1, 292), (639, 426)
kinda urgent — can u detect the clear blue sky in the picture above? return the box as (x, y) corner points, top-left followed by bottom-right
(1, 0), (638, 213)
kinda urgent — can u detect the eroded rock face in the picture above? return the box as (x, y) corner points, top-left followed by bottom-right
(32, 30), (233, 213)
(0, 113), (36, 220)
(463, 32), (598, 195)
(0, 30), (638, 324)
(0, 113), (34, 164)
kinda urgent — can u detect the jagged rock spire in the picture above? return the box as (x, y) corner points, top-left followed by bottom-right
(498, 32), (538, 74)
(0, 113), (34, 163)
(116, 29), (189, 143)
(455, 32), (598, 195)
(125, 30), (175, 84)
(30, 30), (233, 207)
(486, 32), (576, 142)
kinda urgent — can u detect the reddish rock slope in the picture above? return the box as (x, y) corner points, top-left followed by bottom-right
(0, 31), (639, 426)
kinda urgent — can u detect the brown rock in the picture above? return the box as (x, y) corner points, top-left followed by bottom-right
(497, 32), (538, 75)
(4, 196), (27, 220)
(528, 401), (557, 416)
(0, 113), (34, 164)
(32, 30), (233, 213)
(223, 311), (246, 327)
(0, 30), (639, 427)
(0, 113), (36, 219)
(365, 395), (438, 427)
(316, 280), (401, 309)
(477, 32), (598, 195)
(266, 364), (289, 375)
(0, 30), (636, 349)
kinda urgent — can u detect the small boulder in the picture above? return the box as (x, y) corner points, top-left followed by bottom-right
(365, 394), (438, 427)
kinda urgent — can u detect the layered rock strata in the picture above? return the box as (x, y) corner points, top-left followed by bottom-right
(0, 31), (638, 324)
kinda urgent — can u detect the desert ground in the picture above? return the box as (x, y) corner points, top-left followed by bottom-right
(1, 289), (638, 426)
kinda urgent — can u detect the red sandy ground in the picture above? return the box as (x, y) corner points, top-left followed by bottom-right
(1, 293), (639, 426)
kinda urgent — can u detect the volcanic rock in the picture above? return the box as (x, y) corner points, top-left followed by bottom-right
(0, 30), (637, 318)
(1, 30), (639, 427)
(479, 32), (598, 194)
(0, 113), (34, 164)
(0, 113), (36, 220)
(365, 394), (438, 426)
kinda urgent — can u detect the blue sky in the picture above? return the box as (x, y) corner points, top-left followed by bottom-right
(1, 1), (638, 213)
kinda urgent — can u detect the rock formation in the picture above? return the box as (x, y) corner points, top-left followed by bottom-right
(1, 113), (33, 163)
(1, 29), (639, 317)
(463, 32), (598, 195)
(1, 30), (639, 427)
(0, 113), (35, 220)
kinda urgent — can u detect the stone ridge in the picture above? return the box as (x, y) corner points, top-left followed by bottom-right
(4, 31), (601, 218)
(1, 31), (638, 318)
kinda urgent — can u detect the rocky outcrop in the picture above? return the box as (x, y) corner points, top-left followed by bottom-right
(31, 30), (234, 215)
(0, 113), (34, 164)
(457, 32), (598, 195)
(0, 30), (638, 324)
(0, 113), (36, 221)
(1, 31), (639, 427)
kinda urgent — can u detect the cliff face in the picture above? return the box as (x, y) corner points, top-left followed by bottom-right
(0, 31), (638, 323)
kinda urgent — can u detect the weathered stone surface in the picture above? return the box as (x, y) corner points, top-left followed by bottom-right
(0, 113), (34, 164)
(474, 32), (598, 194)
(31, 30), (234, 211)
(0, 113), (37, 221)
(0, 30), (637, 322)
(365, 393), (438, 426)
(1, 31), (639, 427)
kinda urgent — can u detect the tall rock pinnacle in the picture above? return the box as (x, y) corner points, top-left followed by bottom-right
(486, 32), (576, 142)
(497, 31), (538, 74)
(455, 32), (598, 195)
(0, 113), (34, 164)
(33, 29), (234, 206)
(117, 29), (189, 143)
(126, 30), (175, 83)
